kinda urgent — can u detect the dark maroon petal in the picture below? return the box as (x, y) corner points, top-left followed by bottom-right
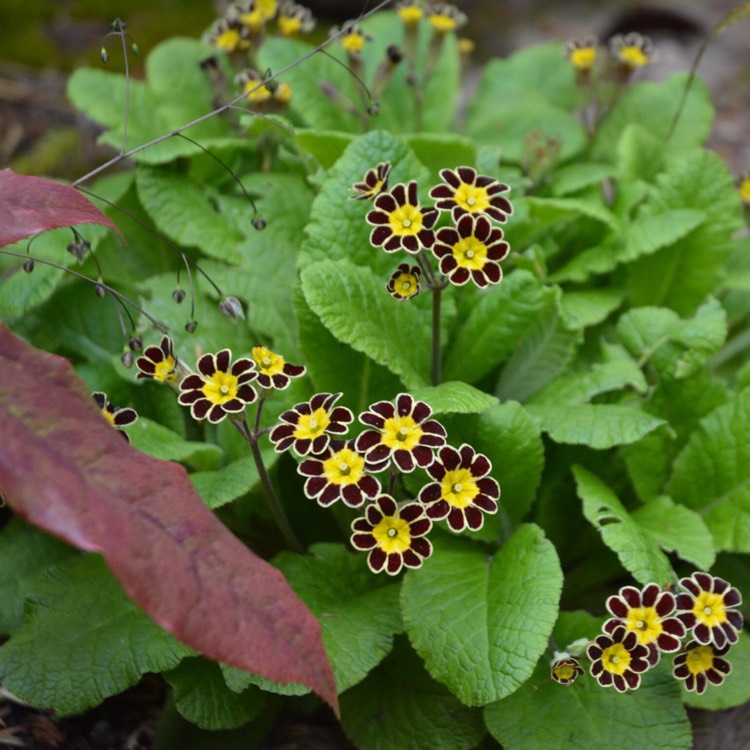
(487, 240), (510, 262)
(726, 610), (744, 632)
(206, 404), (227, 424)
(693, 623), (711, 644)
(724, 587), (742, 607)
(486, 180), (510, 195)
(197, 353), (216, 377)
(474, 495), (498, 514)
(220, 398), (245, 413)
(418, 229), (435, 248)
(587, 642), (603, 660)
(429, 184), (454, 200)
(402, 549), (421, 568)
(474, 215), (492, 241)
(705, 669), (724, 686)
(450, 267), (470, 285)
(694, 572), (714, 591)
(421, 209), (439, 229)
(440, 169), (461, 189)
(304, 477), (327, 498)
(620, 586), (641, 609)
(384, 235), (402, 252)
(355, 431), (381, 453)
(662, 618), (686, 637)
(136, 359), (156, 375)
(191, 399), (211, 420)
(212, 350), (231, 373)
(412, 445), (435, 468)
(464, 506), (484, 530)
(318, 483), (342, 507)
(368, 548), (387, 572)
(714, 658), (731, 675)
(112, 408), (137, 427)
(623, 672), (640, 691)
(370, 400), (396, 419)
(425, 500), (449, 520)
(712, 626), (728, 649)
(673, 663), (689, 679)
(471, 270), (490, 288)
(352, 518), (373, 534)
(455, 213), (474, 238)
(435, 227), (459, 246)
(400, 234), (418, 254)
(439, 255), (458, 274)
(180, 374), (205, 392)
(679, 577), (702, 598)
(269, 423), (294, 441)
(341, 484), (365, 508)
(447, 508), (466, 532)
(400, 503), (425, 523)
(377, 495), (398, 516)
(411, 538), (432, 559)
(653, 588), (675, 615)
(360, 412), (385, 428)
(408, 518), (431, 538)
(655, 633), (681, 652)
(393, 449), (415, 473)
(456, 166), (477, 184)
(395, 393), (414, 416)
(675, 594), (695, 614)
(370, 226), (391, 246)
(597, 670), (612, 687)
(385, 552), (402, 575)
(602, 618), (620, 634)
(476, 477), (500, 500)
(365, 505), (383, 526)
(470, 455), (491, 478)
(422, 419), (447, 438)
(621, 630), (638, 650)
(426, 461), (446, 481)
(366, 444), (391, 465)
(483, 264), (502, 285)
(437, 445), (460, 469)
(359, 475), (381, 498)
(374, 193), (397, 213)
(142, 345), (164, 362)
(419, 484), (442, 505)
(404, 181), (417, 205)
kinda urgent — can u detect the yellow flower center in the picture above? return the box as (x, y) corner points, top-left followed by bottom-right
(623, 606), (663, 645)
(553, 663), (576, 681)
(693, 591), (728, 628)
(619, 45), (649, 67)
(278, 15), (302, 35)
(686, 645), (715, 676)
(341, 32), (366, 54)
(101, 409), (117, 427)
(257, 0), (277, 18)
(372, 515), (412, 554)
(569, 47), (597, 71)
(429, 14), (457, 34)
(440, 468), (479, 509)
(153, 355), (176, 382)
(215, 28), (244, 52)
(394, 272), (419, 298)
(240, 10), (265, 32)
(600, 642), (632, 676)
(381, 415), (423, 451)
(202, 370), (240, 406)
(453, 236), (488, 270)
(453, 182), (491, 213)
(738, 178), (750, 205)
(389, 204), (424, 236)
(322, 448), (365, 486)
(274, 81), (292, 103)
(244, 80), (272, 103)
(293, 407), (331, 440)
(253, 346), (285, 377)
(398, 6), (424, 26)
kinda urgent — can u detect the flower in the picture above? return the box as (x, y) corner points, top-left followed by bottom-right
(418, 443), (499, 531)
(251, 346), (305, 390)
(565, 37), (598, 72)
(429, 167), (513, 223)
(675, 572), (743, 650)
(673, 641), (732, 694)
(386, 263), (422, 300)
(355, 393), (447, 473)
(299, 443), (381, 508)
(366, 181), (439, 254)
(550, 652), (584, 686)
(609, 32), (656, 69)
(230, 0), (277, 33)
(92, 392), (137, 442)
(206, 18), (250, 52)
(427, 3), (467, 35)
(178, 350), (258, 424)
(432, 214), (510, 288)
(603, 583), (686, 665)
(236, 69), (272, 103)
(277, 1), (315, 35)
(350, 495), (433, 575)
(587, 624), (652, 692)
(136, 336), (178, 383)
(269, 392), (353, 456)
(331, 21), (370, 55)
(396, 0), (424, 28)
(737, 173), (750, 206)
(350, 161), (392, 201)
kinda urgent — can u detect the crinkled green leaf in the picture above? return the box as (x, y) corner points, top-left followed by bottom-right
(294, 130), (354, 168)
(403, 133), (476, 179)
(549, 162), (616, 197)
(129, 417), (221, 467)
(616, 123), (666, 186)
(401, 526), (562, 706)
(301, 259), (429, 389)
(165, 657), (265, 730)
(548, 238), (620, 284)
(526, 196), (620, 232)
(560, 288), (625, 329)
(411, 382), (497, 415)
(573, 466), (674, 584)
(445, 270), (558, 385)
(340, 637), (486, 750)
(0, 555), (192, 714)
(667, 389), (750, 552)
(620, 208), (705, 263)
(632, 496), (715, 571)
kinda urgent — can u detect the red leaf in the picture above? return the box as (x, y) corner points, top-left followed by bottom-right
(0, 324), (338, 714)
(0, 169), (120, 247)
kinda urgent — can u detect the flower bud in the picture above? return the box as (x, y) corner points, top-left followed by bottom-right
(252, 216), (267, 231)
(100, 47), (109, 63)
(218, 296), (245, 321)
(94, 283), (106, 298)
(23, 259), (34, 273)
(185, 320), (198, 333)
(121, 350), (135, 368)
(128, 335), (143, 352)
(172, 288), (186, 304)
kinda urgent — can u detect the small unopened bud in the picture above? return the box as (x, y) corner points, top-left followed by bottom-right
(131, 43), (139, 55)
(218, 296), (245, 321)
(386, 45), (404, 65)
(367, 101), (381, 117)
(94, 283), (106, 298)
(128, 335), (143, 352)
(100, 47), (109, 63)
(185, 320), (198, 333)
(172, 288), (186, 304)
(121, 350), (135, 368)
(23, 259), (34, 273)
(252, 215), (267, 231)
(66, 239), (89, 262)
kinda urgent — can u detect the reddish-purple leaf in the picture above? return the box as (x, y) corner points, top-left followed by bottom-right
(0, 169), (119, 247)
(0, 324), (338, 714)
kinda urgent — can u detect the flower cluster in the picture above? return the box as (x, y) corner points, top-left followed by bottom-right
(565, 32), (657, 78)
(357, 164), (512, 297)
(554, 575), (744, 694)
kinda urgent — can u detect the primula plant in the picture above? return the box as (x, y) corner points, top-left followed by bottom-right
(1, 1), (750, 748)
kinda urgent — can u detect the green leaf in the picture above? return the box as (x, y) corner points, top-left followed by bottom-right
(402, 133), (476, 179)
(549, 163), (616, 197)
(632, 496), (715, 571)
(411, 382), (497, 415)
(220, 663), (308, 697)
(526, 196), (620, 232)
(444, 270), (558, 385)
(616, 123), (666, 185)
(0, 555), (192, 714)
(294, 130), (354, 168)
(340, 637), (486, 750)
(129, 417), (221, 466)
(559, 288), (624, 329)
(620, 208), (705, 263)
(548, 238), (620, 284)
(273, 544), (403, 694)
(485, 646), (691, 750)
(667, 389), (750, 552)
(573, 466), (674, 584)
(401, 526), (562, 705)
(617, 298), (728, 380)
(165, 657), (265, 730)
(301, 259), (430, 389)
(0, 520), (74, 635)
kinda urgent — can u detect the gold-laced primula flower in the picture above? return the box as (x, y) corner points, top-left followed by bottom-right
(550, 652), (584, 686)
(350, 161), (392, 201)
(206, 18), (250, 52)
(277, 1), (315, 35)
(737, 173), (750, 206)
(565, 37), (598, 72)
(675, 572), (743, 650)
(92, 392), (137, 442)
(396, 0), (424, 28)
(587, 624), (652, 692)
(230, 0), (278, 33)
(269, 392), (353, 456)
(331, 21), (371, 55)
(178, 350), (258, 424)
(418, 443), (500, 532)
(609, 32), (656, 69)
(603, 583), (686, 666)
(386, 263), (422, 301)
(299, 443), (381, 508)
(136, 335), (178, 383)
(429, 167), (513, 223)
(251, 346), (305, 390)
(673, 640), (732, 695)
(427, 2), (467, 35)
(366, 181), (439, 254)
(432, 213), (510, 288)
(355, 393), (447, 473)
(236, 69), (272, 103)
(350, 495), (433, 575)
